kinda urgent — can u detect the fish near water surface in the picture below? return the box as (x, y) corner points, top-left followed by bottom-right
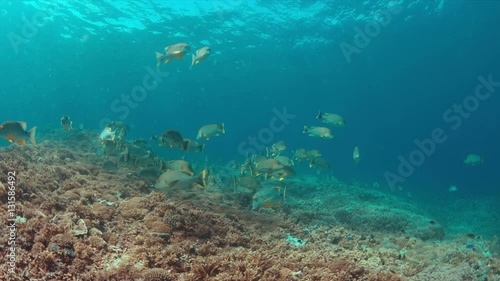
(155, 43), (190, 66)
(191, 46), (211, 67)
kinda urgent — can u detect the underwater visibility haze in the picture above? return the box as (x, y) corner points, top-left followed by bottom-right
(0, 0), (499, 280)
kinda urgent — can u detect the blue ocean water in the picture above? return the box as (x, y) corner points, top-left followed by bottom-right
(1, 0), (499, 226)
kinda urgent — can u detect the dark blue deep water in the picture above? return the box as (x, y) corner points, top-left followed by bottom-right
(1, 1), (499, 226)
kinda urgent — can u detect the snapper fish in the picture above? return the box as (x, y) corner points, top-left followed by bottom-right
(253, 159), (285, 175)
(108, 121), (129, 140)
(99, 127), (116, 142)
(303, 126), (334, 139)
(464, 153), (483, 166)
(252, 186), (286, 210)
(292, 148), (308, 162)
(269, 166), (296, 181)
(274, 156), (294, 167)
(60, 116), (72, 131)
(165, 160), (194, 176)
(183, 138), (205, 152)
(0, 121), (36, 145)
(307, 149), (322, 160)
(267, 140), (286, 157)
(191, 46), (211, 67)
(159, 130), (187, 150)
(353, 146), (361, 164)
(155, 168), (208, 191)
(233, 176), (262, 194)
(197, 123), (225, 140)
(316, 111), (345, 127)
(155, 43), (190, 66)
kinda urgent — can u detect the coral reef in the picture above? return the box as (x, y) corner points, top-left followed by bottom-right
(0, 131), (498, 280)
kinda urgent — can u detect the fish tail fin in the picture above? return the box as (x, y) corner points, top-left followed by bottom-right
(191, 54), (196, 67)
(182, 140), (189, 151)
(28, 127), (36, 145)
(316, 110), (323, 119)
(266, 147), (271, 158)
(249, 165), (254, 177)
(155, 52), (164, 66)
(303, 126), (309, 133)
(197, 167), (209, 188)
(283, 186), (287, 202)
(200, 144), (205, 152)
(220, 123), (225, 134)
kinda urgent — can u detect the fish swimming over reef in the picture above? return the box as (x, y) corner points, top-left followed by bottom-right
(191, 46), (211, 67)
(464, 153), (483, 166)
(165, 160), (194, 176)
(0, 121), (36, 145)
(303, 126), (334, 139)
(253, 158), (285, 176)
(267, 140), (286, 157)
(274, 156), (294, 167)
(108, 121), (129, 140)
(156, 43), (190, 66)
(233, 176), (262, 194)
(292, 148), (308, 162)
(269, 166), (296, 181)
(158, 130), (187, 150)
(307, 149), (322, 160)
(155, 168), (208, 191)
(197, 123), (225, 140)
(353, 146), (360, 164)
(99, 127), (116, 142)
(60, 116), (72, 131)
(252, 186), (286, 210)
(316, 111), (345, 127)
(183, 138), (205, 152)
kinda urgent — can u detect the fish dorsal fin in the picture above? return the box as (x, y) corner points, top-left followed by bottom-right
(19, 121), (27, 131)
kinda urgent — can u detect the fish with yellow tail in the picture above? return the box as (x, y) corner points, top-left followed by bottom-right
(197, 123), (225, 140)
(303, 126), (334, 139)
(252, 186), (286, 210)
(353, 146), (361, 164)
(191, 46), (211, 67)
(0, 121), (36, 145)
(266, 140), (286, 157)
(316, 111), (345, 127)
(233, 176), (262, 194)
(60, 116), (73, 131)
(155, 43), (190, 66)
(155, 167), (208, 191)
(99, 127), (116, 143)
